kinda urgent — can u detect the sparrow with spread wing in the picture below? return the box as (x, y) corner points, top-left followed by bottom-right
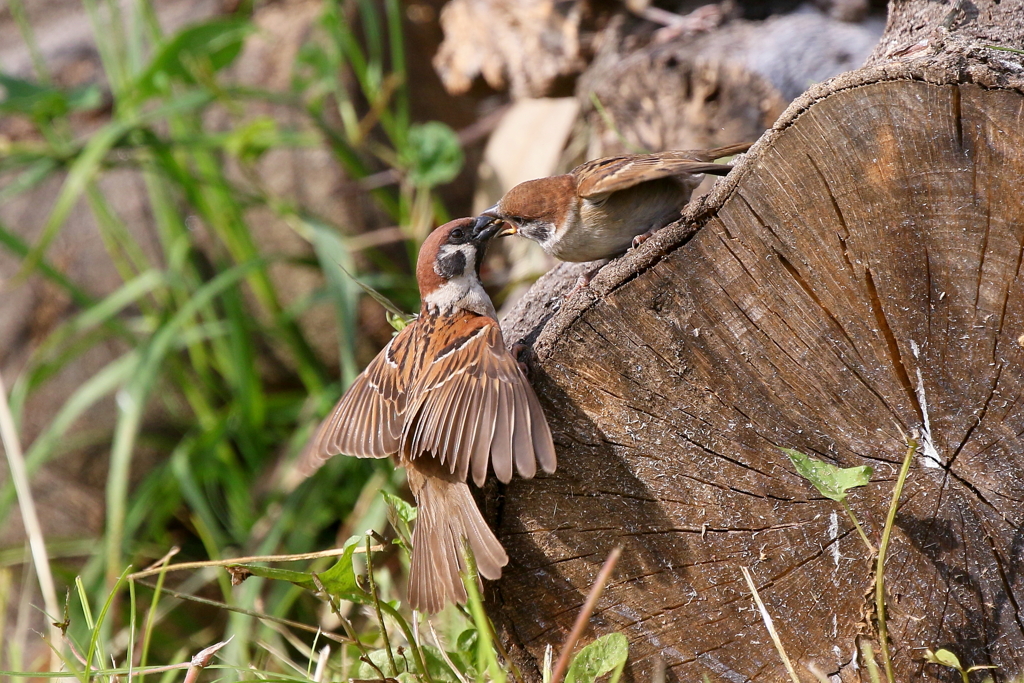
(483, 142), (753, 262)
(303, 216), (556, 613)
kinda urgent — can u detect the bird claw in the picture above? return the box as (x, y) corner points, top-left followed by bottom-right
(564, 260), (609, 299)
(565, 273), (593, 299)
(631, 229), (656, 250)
(511, 343), (530, 376)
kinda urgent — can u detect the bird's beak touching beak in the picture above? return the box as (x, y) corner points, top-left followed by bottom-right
(480, 205), (517, 237)
(470, 214), (503, 241)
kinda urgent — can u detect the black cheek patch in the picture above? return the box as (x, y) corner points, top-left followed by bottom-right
(435, 249), (467, 279)
(520, 223), (552, 243)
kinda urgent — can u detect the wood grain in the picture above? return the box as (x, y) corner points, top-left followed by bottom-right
(494, 80), (1024, 681)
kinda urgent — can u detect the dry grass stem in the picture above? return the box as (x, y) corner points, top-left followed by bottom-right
(426, 618), (471, 683)
(0, 370), (62, 670)
(550, 545), (623, 683)
(127, 545), (383, 580)
(182, 637), (233, 683)
(134, 577), (349, 643)
(313, 644), (330, 683)
(875, 435), (918, 683)
(741, 566), (801, 683)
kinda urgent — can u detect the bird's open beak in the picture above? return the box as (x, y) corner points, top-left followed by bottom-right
(470, 214), (503, 241)
(480, 205), (517, 237)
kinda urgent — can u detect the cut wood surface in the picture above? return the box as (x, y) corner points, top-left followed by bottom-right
(491, 66), (1024, 681)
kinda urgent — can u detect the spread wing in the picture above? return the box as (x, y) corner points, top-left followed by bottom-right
(300, 325), (415, 474)
(402, 316), (556, 487)
(574, 153), (738, 200)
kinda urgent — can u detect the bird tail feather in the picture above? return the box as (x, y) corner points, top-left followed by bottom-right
(408, 476), (509, 614)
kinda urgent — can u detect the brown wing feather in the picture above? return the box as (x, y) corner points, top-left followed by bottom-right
(527, 386), (556, 473)
(510, 377), (536, 479)
(471, 379), (496, 486)
(300, 327), (413, 474)
(575, 154), (739, 199)
(401, 315), (553, 487)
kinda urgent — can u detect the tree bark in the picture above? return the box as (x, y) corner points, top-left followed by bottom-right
(489, 1), (1024, 681)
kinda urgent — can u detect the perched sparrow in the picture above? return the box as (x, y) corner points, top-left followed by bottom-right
(482, 143), (753, 262)
(303, 216), (556, 614)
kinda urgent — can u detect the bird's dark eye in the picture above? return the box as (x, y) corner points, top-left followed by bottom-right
(510, 216), (524, 225)
(450, 228), (465, 240)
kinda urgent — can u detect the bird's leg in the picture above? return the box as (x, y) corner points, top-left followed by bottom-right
(631, 215), (681, 250)
(566, 259), (610, 298)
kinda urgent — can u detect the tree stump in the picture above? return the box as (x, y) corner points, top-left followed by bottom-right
(489, 2), (1024, 680)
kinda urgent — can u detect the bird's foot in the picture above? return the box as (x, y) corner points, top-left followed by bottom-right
(510, 343), (531, 377)
(631, 229), (656, 250)
(565, 260), (610, 299)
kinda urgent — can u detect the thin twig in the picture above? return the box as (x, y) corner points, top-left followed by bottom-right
(310, 572), (380, 673)
(740, 566), (801, 683)
(841, 500), (877, 556)
(37, 637), (234, 680)
(550, 546), (622, 683)
(875, 435), (918, 683)
(485, 614), (526, 683)
(425, 618), (470, 683)
(132, 577), (349, 643)
(140, 547), (180, 572)
(0, 370), (62, 670)
(365, 535), (398, 676)
(127, 545), (383, 580)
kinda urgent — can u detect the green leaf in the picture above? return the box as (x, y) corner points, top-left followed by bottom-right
(224, 535), (373, 603)
(134, 19), (252, 100)
(983, 44), (1024, 55)
(0, 353), (138, 523)
(382, 490), (416, 549)
(306, 219), (362, 386)
(780, 448), (872, 503)
(455, 627), (478, 654)
(223, 117), (281, 163)
(565, 633), (629, 683)
(17, 91), (212, 282)
(0, 73), (101, 119)
(381, 490), (417, 524)
(227, 564), (317, 590)
(925, 648), (963, 670)
(401, 121), (463, 187)
(357, 648), (411, 678)
(105, 258), (267, 574)
(315, 536), (373, 604)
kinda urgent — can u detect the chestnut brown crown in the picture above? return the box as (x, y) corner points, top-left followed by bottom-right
(483, 174), (577, 246)
(415, 216), (502, 297)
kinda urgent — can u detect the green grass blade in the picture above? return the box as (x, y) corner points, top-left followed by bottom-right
(0, 157), (59, 203)
(16, 91), (212, 281)
(308, 220), (360, 386)
(105, 258), (265, 583)
(0, 219), (97, 307)
(8, 269), (163, 416)
(15, 120), (131, 281)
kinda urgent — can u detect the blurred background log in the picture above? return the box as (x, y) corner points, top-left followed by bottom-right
(488, 1), (1024, 681)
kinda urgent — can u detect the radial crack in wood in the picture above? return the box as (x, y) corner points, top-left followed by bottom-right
(493, 77), (1024, 682)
